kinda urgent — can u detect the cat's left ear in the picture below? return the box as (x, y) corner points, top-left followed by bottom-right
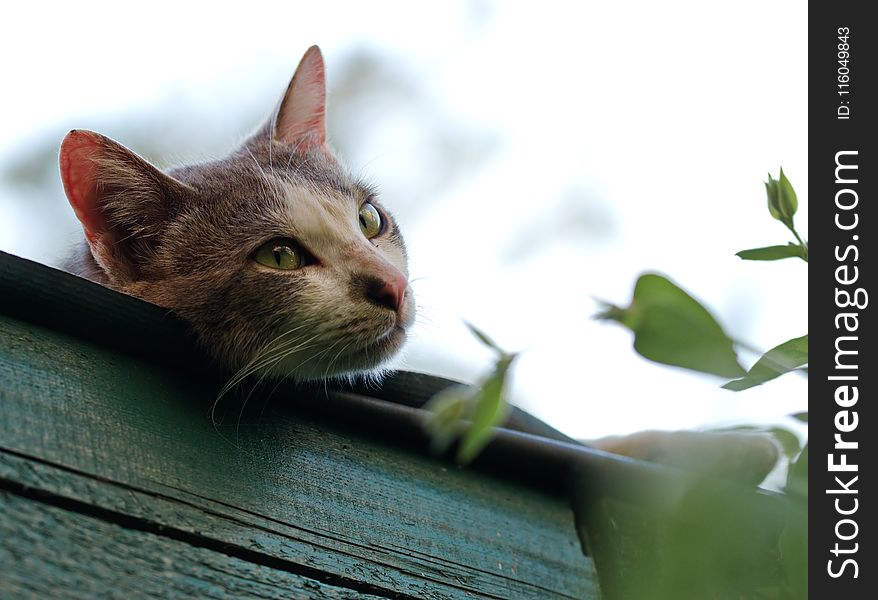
(271, 45), (328, 151)
(59, 129), (193, 283)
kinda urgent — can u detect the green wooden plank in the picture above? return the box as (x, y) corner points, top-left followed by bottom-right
(0, 489), (389, 599)
(0, 314), (599, 599)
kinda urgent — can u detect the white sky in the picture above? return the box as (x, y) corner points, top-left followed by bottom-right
(0, 1), (807, 439)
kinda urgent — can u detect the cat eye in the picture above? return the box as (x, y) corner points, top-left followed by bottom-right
(359, 202), (383, 239)
(253, 239), (303, 270)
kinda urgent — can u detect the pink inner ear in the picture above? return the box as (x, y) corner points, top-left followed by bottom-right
(60, 130), (108, 243)
(275, 45), (327, 147)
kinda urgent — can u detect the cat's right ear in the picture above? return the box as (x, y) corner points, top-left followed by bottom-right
(59, 130), (193, 283)
(256, 45), (330, 154)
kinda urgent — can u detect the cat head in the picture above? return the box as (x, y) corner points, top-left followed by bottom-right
(59, 46), (415, 381)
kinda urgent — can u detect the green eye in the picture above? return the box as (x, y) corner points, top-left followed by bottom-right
(359, 202), (383, 239)
(253, 239), (302, 270)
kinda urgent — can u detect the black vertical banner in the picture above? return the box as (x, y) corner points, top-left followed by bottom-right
(810, 1), (875, 597)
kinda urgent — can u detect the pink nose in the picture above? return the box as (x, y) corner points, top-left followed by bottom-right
(365, 271), (408, 313)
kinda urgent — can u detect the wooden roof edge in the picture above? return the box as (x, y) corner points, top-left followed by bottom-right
(0, 249), (705, 505)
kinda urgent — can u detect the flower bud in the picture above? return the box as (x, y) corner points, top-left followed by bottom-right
(765, 168), (798, 228)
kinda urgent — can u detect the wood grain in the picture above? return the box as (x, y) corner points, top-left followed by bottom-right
(0, 314), (599, 599)
(0, 490), (390, 599)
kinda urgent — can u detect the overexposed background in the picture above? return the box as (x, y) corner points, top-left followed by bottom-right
(0, 1), (807, 439)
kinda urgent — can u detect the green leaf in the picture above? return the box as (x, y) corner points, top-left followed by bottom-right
(736, 243), (806, 262)
(765, 177), (781, 221)
(464, 321), (504, 355)
(777, 168), (798, 220)
(423, 328), (517, 464)
(597, 273), (745, 378)
(422, 385), (473, 454)
(768, 427), (801, 460)
(779, 505), (807, 600)
(706, 424), (799, 469)
(653, 480), (789, 599)
(785, 444), (808, 498)
(790, 411), (808, 423)
(723, 335), (808, 391)
(456, 354), (515, 463)
(779, 448), (807, 600)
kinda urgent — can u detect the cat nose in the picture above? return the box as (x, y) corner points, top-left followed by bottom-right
(364, 272), (407, 313)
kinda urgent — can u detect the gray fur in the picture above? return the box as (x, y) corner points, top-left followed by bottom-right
(61, 51), (414, 381)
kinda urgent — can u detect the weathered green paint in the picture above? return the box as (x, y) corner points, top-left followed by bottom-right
(0, 314), (600, 599)
(0, 490), (389, 599)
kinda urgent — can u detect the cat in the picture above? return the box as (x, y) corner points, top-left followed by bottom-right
(60, 46), (414, 382)
(58, 46), (779, 482)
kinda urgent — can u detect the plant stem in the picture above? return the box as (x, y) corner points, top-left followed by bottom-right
(785, 224), (808, 261)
